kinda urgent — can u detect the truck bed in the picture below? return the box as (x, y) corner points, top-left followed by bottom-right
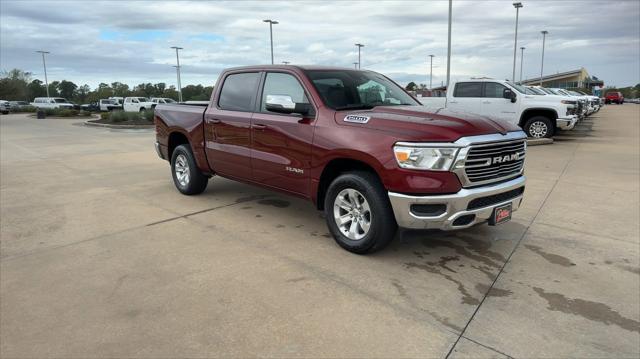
(154, 103), (206, 130)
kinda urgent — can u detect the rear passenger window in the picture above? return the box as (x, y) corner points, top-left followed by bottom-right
(218, 72), (261, 112)
(454, 82), (482, 97)
(484, 82), (507, 98)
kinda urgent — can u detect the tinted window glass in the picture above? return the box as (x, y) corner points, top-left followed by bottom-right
(484, 82), (507, 98)
(219, 72), (260, 111)
(261, 73), (308, 112)
(454, 82), (482, 97)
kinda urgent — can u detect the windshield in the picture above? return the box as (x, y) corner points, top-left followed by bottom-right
(304, 70), (419, 110)
(538, 87), (554, 95)
(136, 97), (149, 102)
(505, 81), (528, 94)
(525, 87), (544, 95)
(164, 98), (176, 103)
(53, 98), (69, 103)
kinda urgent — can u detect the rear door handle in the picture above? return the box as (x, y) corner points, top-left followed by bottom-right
(252, 124), (267, 130)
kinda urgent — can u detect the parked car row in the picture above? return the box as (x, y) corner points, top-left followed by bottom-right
(419, 78), (601, 138)
(18, 96), (178, 113)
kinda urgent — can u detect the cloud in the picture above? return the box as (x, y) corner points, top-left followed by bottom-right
(1, 0), (638, 89)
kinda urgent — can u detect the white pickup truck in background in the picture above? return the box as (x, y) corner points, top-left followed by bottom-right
(418, 78), (578, 138)
(123, 97), (156, 112)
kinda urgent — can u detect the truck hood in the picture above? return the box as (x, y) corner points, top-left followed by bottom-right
(335, 105), (522, 142)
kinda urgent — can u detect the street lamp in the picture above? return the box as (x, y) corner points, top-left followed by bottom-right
(355, 43), (364, 69)
(170, 46), (183, 102)
(511, 2), (523, 82)
(446, 0), (452, 88)
(540, 30), (548, 86)
(36, 50), (50, 98)
(428, 54), (435, 89)
(263, 19), (279, 64)
(353, 62), (359, 69)
(519, 46), (525, 83)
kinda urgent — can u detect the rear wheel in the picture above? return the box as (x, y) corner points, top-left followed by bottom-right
(139, 107), (146, 112)
(523, 116), (553, 138)
(324, 171), (397, 254)
(171, 144), (208, 195)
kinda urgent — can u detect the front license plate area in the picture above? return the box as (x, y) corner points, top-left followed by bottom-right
(489, 203), (512, 226)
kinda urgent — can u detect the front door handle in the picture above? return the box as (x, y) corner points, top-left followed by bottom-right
(252, 124), (267, 130)
(208, 118), (221, 124)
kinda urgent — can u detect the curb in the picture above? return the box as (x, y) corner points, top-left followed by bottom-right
(526, 138), (553, 146)
(83, 120), (153, 129)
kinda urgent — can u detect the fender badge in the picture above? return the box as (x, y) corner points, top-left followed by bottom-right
(344, 114), (370, 124)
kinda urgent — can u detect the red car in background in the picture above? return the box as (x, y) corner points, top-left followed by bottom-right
(605, 91), (624, 104)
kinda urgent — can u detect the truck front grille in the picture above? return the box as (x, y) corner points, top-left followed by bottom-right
(463, 139), (526, 186)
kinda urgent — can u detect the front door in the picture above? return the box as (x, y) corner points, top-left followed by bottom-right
(251, 72), (315, 196)
(481, 82), (519, 124)
(204, 72), (261, 180)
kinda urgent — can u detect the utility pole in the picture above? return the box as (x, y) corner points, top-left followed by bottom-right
(519, 46), (525, 83)
(355, 43), (364, 69)
(428, 54), (435, 89)
(446, 0), (452, 88)
(36, 50), (50, 98)
(540, 30), (548, 86)
(170, 46), (183, 102)
(512, 2), (523, 82)
(263, 19), (278, 64)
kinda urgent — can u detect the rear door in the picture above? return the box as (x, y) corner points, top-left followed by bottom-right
(481, 82), (519, 123)
(250, 71), (316, 196)
(204, 72), (261, 180)
(449, 82), (483, 115)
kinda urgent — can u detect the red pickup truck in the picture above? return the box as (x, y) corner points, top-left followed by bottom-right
(605, 91), (624, 104)
(154, 65), (527, 253)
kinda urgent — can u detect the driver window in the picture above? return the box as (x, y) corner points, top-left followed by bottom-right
(484, 82), (508, 98)
(261, 72), (308, 112)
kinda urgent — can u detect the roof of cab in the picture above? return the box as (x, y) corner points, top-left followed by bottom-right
(223, 64), (363, 72)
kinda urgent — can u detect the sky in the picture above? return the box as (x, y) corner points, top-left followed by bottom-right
(1, 0), (639, 90)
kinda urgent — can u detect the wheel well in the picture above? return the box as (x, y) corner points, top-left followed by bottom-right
(316, 158), (382, 210)
(168, 132), (190, 158)
(519, 108), (558, 128)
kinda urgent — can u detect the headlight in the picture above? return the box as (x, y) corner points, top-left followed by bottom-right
(393, 145), (459, 171)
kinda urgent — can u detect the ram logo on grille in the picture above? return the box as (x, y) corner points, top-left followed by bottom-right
(491, 153), (520, 165)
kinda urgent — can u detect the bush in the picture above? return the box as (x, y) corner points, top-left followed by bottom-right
(10, 105), (37, 113)
(100, 112), (110, 120)
(79, 110), (92, 117)
(110, 110), (127, 123)
(142, 109), (154, 122)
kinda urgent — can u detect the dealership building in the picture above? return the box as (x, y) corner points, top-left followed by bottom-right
(521, 67), (604, 91)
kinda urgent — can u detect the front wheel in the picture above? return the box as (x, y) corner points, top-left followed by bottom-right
(523, 116), (553, 138)
(171, 144), (208, 195)
(324, 171), (397, 254)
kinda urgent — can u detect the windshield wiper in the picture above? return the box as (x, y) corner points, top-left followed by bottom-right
(334, 104), (375, 110)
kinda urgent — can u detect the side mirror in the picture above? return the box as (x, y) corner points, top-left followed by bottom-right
(503, 88), (517, 103)
(265, 94), (310, 115)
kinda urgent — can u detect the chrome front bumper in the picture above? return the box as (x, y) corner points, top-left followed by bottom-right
(388, 176), (525, 230)
(557, 116), (578, 130)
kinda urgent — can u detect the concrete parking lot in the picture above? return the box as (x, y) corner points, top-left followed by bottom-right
(1, 106), (638, 358)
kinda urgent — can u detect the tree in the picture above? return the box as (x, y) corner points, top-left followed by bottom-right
(48, 81), (60, 97)
(405, 82), (417, 91)
(75, 84), (91, 103)
(0, 69), (31, 100)
(111, 82), (130, 97)
(27, 79), (47, 99)
(58, 80), (77, 99)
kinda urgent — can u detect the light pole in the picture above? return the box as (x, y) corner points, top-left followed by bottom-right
(170, 46), (183, 102)
(36, 50), (50, 98)
(355, 43), (364, 69)
(428, 54), (435, 89)
(353, 62), (359, 69)
(263, 19), (278, 64)
(511, 2), (523, 82)
(519, 46), (525, 83)
(540, 30), (548, 86)
(446, 0), (452, 88)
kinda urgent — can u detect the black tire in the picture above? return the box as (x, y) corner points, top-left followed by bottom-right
(170, 144), (208, 195)
(139, 107), (146, 112)
(523, 116), (554, 139)
(323, 171), (397, 254)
